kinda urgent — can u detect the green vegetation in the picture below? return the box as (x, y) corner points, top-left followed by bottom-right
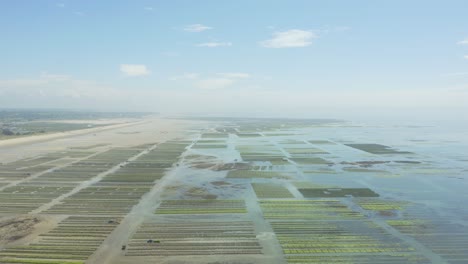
(126, 220), (261, 256)
(356, 199), (408, 211)
(241, 154), (287, 162)
(0, 216), (120, 263)
(308, 140), (335, 144)
(342, 167), (390, 173)
(290, 157), (331, 165)
(201, 133), (228, 138)
(0, 122), (108, 139)
(237, 133), (262, 137)
(302, 168), (337, 174)
(192, 144), (227, 149)
(45, 185), (151, 216)
(269, 158), (292, 165)
(261, 201), (425, 264)
(284, 147), (328, 155)
(286, 255), (429, 263)
(235, 142), (288, 162)
(0, 185), (74, 214)
(298, 188), (379, 198)
(69, 144), (108, 150)
(227, 170), (294, 179)
(0, 109), (153, 139)
(259, 200), (364, 220)
(345, 143), (412, 154)
(293, 182), (336, 188)
(0, 259), (84, 264)
(0, 109), (152, 121)
(155, 200), (247, 214)
(252, 183), (294, 198)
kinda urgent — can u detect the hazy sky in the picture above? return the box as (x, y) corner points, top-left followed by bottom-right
(1, 0), (468, 119)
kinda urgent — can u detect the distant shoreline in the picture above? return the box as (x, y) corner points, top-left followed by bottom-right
(0, 119), (146, 148)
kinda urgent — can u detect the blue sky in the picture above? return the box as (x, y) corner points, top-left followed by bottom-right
(1, 0), (468, 119)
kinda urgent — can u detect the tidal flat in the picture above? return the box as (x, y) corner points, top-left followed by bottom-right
(0, 115), (467, 264)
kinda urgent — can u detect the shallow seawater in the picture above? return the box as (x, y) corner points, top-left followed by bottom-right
(172, 118), (468, 263)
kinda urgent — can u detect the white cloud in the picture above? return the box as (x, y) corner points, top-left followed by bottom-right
(260, 29), (317, 48)
(0, 72), (71, 87)
(161, 51), (180, 57)
(457, 39), (468, 45)
(196, 42), (232, 47)
(441, 72), (468, 77)
(184, 24), (212, 32)
(196, 78), (235, 89)
(181, 73), (199, 79)
(144, 7), (153, 11)
(39, 72), (71, 81)
(318, 25), (351, 34)
(217, 72), (250, 78)
(0, 73), (121, 100)
(169, 73), (199, 81)
(193, 72), (250, 89)
(464, 55), (468, 60)
(1, 73), (466, 119)
(334, 26), (351, 31)
(120, 64), (150, 77)
(170, 72), (250, 87)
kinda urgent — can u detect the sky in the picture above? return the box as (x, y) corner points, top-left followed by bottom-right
(1, 0), (468, 120)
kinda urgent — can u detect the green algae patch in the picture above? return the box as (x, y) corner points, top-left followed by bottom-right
(345, 143), (412, 154)
(299, 188), (379, 198)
